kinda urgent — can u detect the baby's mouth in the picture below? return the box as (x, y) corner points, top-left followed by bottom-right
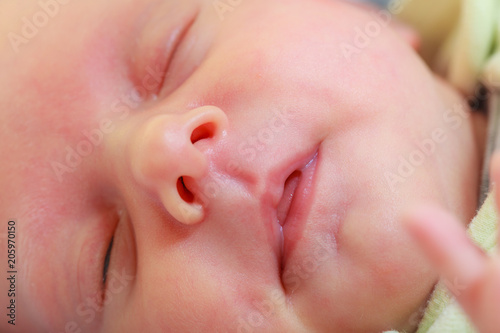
(274, 151), (319, 270)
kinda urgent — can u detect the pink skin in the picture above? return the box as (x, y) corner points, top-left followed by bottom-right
(0, 0), (486, 332)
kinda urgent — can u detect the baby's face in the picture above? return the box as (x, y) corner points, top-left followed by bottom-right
(0, 0), (483, 332)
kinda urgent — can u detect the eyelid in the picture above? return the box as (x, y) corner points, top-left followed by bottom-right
(102, 236), (114, 285)
(133, 9), (199, 100)
(158, 18), (195, 84)
(101, 209), (124, 292)
(156, 13), (199, 97)
(100, 209), (137, 301)
(76, 209), (120, 308)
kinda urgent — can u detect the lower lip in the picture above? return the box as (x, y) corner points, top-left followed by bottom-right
(280, 152), (319, 270)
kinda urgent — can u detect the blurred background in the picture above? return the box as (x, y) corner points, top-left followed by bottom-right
(363, 0), (389, 6)
(357, 0), (461, 64)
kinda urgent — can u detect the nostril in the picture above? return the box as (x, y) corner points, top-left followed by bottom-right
(177, 177), (194, 203)
(191, 123), (216, 144)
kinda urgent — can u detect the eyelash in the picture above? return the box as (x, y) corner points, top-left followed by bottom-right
(102, 237), (114, 285)
(156, 15), (198, 97)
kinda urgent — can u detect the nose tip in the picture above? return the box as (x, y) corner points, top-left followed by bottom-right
(128, 106), (228, 225)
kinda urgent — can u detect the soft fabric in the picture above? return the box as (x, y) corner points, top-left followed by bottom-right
(435, 0), (498, 93)
(397, 0), (461, 63)
(398, 0), (500, 94)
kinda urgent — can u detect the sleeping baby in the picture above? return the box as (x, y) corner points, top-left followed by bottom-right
(0, 0), (498, 332)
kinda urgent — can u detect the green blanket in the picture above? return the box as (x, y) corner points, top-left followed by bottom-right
(399, 0), (500, 93)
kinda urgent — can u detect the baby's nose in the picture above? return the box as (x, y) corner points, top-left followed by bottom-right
(128, 106), (228, 225)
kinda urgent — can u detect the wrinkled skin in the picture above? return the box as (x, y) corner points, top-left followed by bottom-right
(0, 0), (485, 332)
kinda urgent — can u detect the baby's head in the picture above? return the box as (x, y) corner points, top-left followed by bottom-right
(0, 0), (485, 332)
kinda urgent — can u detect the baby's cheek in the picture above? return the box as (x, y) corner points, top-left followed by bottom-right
(108, 254), (249, 332)
(342, 205), (437, 326)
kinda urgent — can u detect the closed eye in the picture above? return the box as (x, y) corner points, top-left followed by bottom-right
(103, 237), (114, 285)
(157, 13), (199, 97)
